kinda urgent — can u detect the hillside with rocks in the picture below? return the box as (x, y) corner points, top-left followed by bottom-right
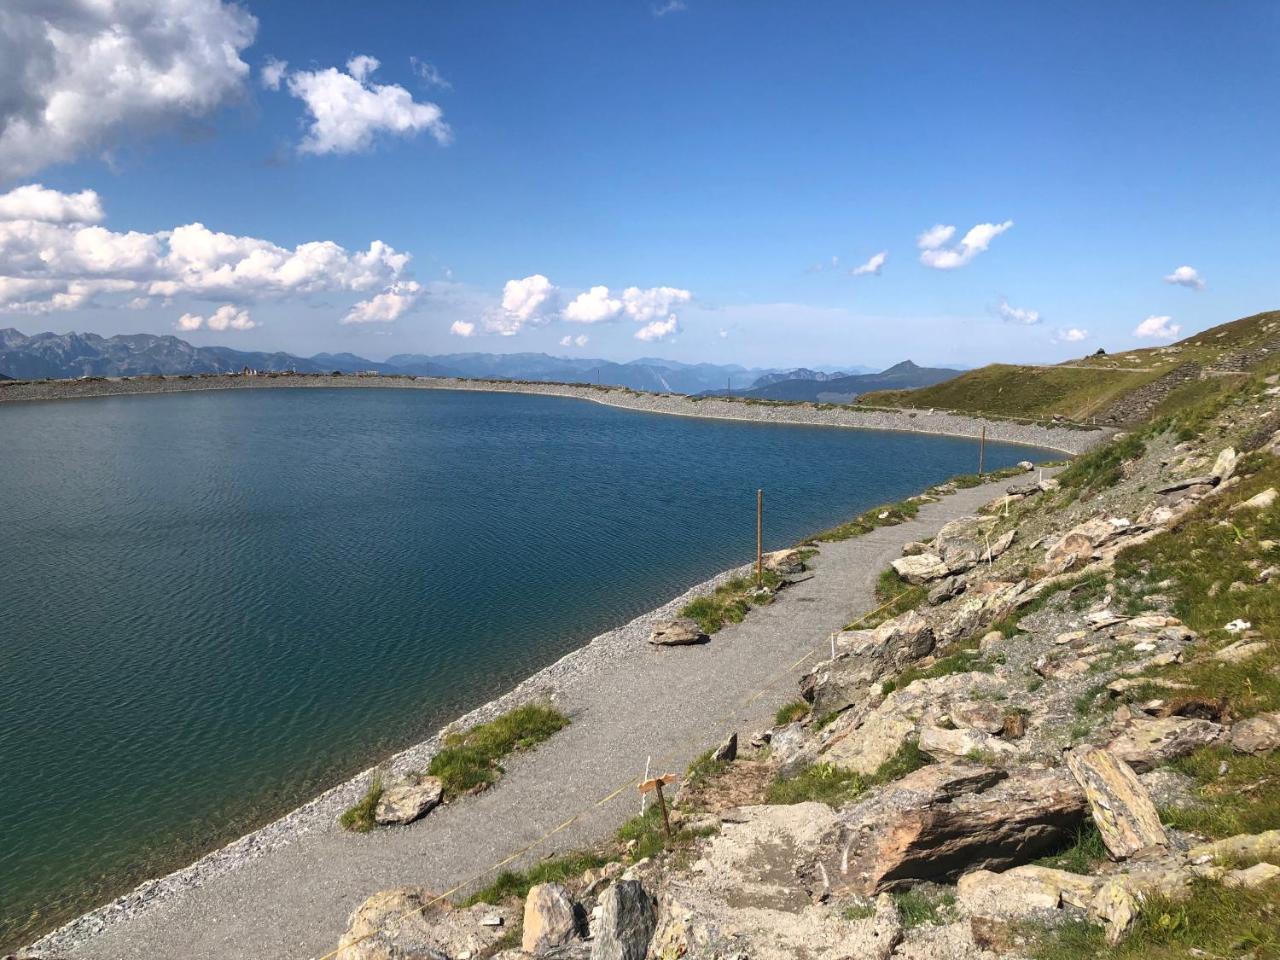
(321, 327), (1280, 959)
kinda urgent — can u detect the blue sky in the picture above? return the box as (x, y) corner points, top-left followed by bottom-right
(1, 1), (1277, 368)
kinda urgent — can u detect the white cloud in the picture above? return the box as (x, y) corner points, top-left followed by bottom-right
(410, 58), (451, 90)
(1054, 327), (1089, 343)
(635, 314), (679, 342)
(559, 334), (589, 347)
(564, 285), (623, 323)
(718, 328), (729, 339)
(997, 298), (1041, 325)
(175, 304), (256, 332)
(261, 57), (288, 91)
(849, 251), (887, 277)
(621, 286), (692, 323)
(449, 320), (476, 337)
(0, 184), (103, 223)
(1164, 265), (1205, 290)
(481, 274), (559, 335)
(341, 280), (422, 325)
(0, 184), (415, 316)
(1133, 315), (1181, 339)
(917, 220), (1013, 269)
(281, 55), (451, 155)
(0, 0), (256, 182)
(653, 0), (687, 15)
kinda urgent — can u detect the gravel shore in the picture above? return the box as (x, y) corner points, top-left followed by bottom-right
(29, 471), (1049, 960)
(0, 373), (1109, 454)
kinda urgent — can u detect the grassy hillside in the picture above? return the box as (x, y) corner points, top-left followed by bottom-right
(860, 309), (1280, 424)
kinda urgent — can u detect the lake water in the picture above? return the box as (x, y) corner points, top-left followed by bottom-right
(0, 388), (1051, 947)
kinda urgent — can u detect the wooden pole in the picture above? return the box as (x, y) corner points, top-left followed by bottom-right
(978, 425), (986, 477)
(653, 780), (672, 841)
(756, 488), (764, 586)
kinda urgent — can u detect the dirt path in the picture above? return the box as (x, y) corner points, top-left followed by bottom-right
(50, 474), (1031, 960)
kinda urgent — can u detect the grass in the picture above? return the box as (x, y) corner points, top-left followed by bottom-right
(881, 639), (996, 695)
(841, 902), (879, 921)
(764, 740), (931, 807)
(855, 567), (927, 629)
(339, 778), (383, 833)
(428, 703), (569, 797)
(1057, 430), (1147, 493)
(815, 496), (922, 542)
(1033, 821), (1108, 875)
(462, 849), (610, 905)
(1163, 746), (1280, 840)
(1028, 878), (1280, 960)
(774, 700), (811, 725)
(680, 570), (781, 634)
(684, 748), (730, 790)
(892, 888), (958, 929)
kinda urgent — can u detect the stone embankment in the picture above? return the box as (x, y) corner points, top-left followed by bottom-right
(0, 372), (1108, 454)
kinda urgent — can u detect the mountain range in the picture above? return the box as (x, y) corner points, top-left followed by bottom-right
(700, 360), (962, 402)
(0, 329), (884, 395)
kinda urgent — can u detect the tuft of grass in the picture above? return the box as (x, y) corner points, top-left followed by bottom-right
(892, 888), (958, 929)
(1057, 430), (1147, 493)
(882, 640), (995, 694)
(1163, 746), (1280, 840)
(774, 700), (811, 725)
(841, 902), (878, 921)
(816, 497), (922, 542)
(871, 738), (931, 783)
(680, 570), (781, 634)
(462, 850), (609, 906)
(684, 748), (730, 790)
(429, 703), (569, 797)
(765, 762), (867, 807)
(339, 778), (383, 833)
(1033, 821), (1108, 875)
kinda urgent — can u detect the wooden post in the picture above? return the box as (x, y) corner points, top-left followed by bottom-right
(756, 488), (764, 586)
(639, 774), (676, 842)
(978, 425), (986, 477)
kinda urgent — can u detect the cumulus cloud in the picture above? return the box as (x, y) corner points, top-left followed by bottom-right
(917, 220), (1013, 269)
(635, 315), (679, 342)
(0, 183), (415, 316)
(849, 251), (887, 277)
(1054, 327), (1089, 343)
(279, 55), (451, 155)
(261, 57), (288, 91)
(0, 0), (256, 182)
(481, 274), (559, 335)
(997, 298), (1041, 325)
(559, 334), (589, 347)
(175, 304), (256, 332)
(449, 320), (475, 337)
(1134, 315), (1181, 339)
(564, 285), (623, 323)
(341, 280), (422, 325)
(620, 286), (692, 323)
(1164, 265), (1205, 290)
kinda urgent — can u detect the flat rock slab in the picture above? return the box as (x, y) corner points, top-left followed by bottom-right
(375, 775), (444, 826)
(1066, 747), (1168, 860)
(648, 618), (709, 646)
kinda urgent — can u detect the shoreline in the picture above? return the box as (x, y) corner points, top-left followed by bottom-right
(0, 373), (1109, 454)
(27, 464), (1059, 958)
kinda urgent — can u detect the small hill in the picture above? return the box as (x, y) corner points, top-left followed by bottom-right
(703, 360), (960, 402)
(859, 310), (1280, 424)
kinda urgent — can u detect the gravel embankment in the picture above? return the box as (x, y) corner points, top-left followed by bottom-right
(0, 374), (1109, 454)
(31, 472), (1048, 960)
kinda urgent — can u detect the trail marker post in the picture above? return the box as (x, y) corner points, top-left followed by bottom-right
(756, 488), (764, 586)
(639, 773), (677, 841)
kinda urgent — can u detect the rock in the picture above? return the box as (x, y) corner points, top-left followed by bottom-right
(523, 883), (579, 955)
(1232, 487), (1279, 512)
(1091, 879), (1138, 944)
(648, 619), (708, 646)
(902, 540), (930, 556)
(374, 774), (444, 826)
(1231, 712), (1280, 754)
(1156, 474), (1220, 495)
(711, 731), (738, 763)
(818, 765), (1084, 895)
(984, 529), (1016, 562)
(1104, 717), (1223, 772)
(1018, 460), (1034, 471)
(958, 864), (1100, 918)
(1212, 446), (1239, 481)
(822, 712), (915, 775)
(590, 880), (654, 960)
(978, 629), (1004, 651)
(891, 553), (950, 584)
(1138, 769), (1198, 810)
(336, 889), (517, 960)
(928, 576), (966, 605)
(770, 722), (816, 778)
(1188, 830), (1280, 865)
(1066, 747), (1168, 860)
(763, 548), (806, 575)
(950, 701), (1006, 735)
(1224, 863), (1280, 889)
(806, 611), (936, 716)
(1215, 639), (1268, 663)
(919, 724), (1018, 761)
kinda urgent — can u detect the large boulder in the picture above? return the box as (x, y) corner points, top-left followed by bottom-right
(804, 610), (935, 716)
(891, 553), (950, 584)
(648, 619), (708, 646)
(1188, 830), (1280, 865)
(1066, 747), (1168, 860)
(1231, 712), (1280, 754)
(1104, 717), (1223, 772)
(523, 883), (580, 955)
(591, 880), (654, 960)
(335, 888), (516, 960)
(814, 764), (1084, 895)
(374, 774), (444, 826)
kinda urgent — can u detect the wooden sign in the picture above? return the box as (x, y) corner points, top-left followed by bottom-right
(638, 773), (676, 794)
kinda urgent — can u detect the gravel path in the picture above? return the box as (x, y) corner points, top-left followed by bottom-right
(43, 474), (1031, 960)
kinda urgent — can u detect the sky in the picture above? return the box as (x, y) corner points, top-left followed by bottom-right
(0, 1), (1277, 369)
